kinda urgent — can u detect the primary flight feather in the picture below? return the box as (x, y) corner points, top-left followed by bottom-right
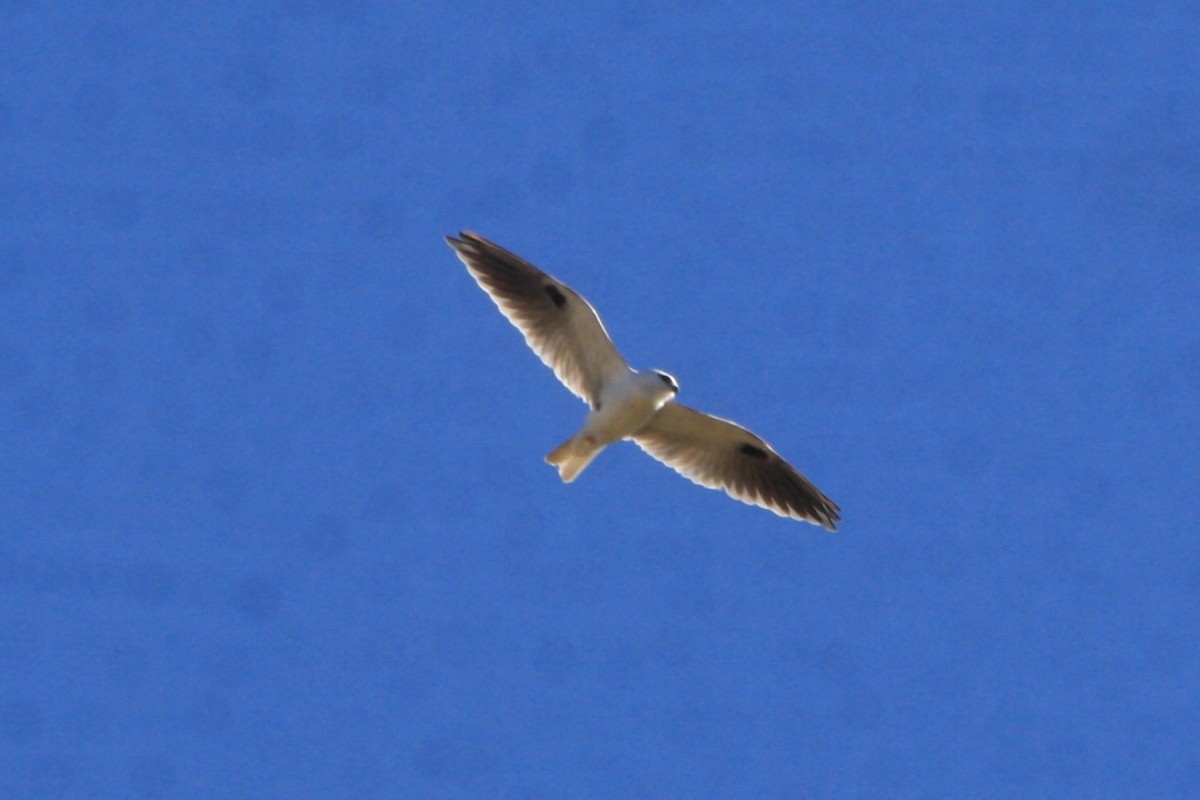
(446, 231), (841, 530)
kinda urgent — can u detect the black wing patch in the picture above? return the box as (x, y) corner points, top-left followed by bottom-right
(738, 443), (768, 459)
(543, 284), (567, 308)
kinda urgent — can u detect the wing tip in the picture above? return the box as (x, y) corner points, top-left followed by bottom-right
(814, 511), (840, 532)
(799, 495), (840, 532)
(445, 232), (534, 272)
(445, 231), (479, 250)
(775, 496), (839, 530)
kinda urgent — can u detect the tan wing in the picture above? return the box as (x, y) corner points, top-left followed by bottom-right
(634, 402), (840, 530)
(446, 232), (630, 407)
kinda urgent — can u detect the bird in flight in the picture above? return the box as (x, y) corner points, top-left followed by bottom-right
(446, 232), (841, 530)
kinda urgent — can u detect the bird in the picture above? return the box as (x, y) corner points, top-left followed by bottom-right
(446, 231), (841, 530)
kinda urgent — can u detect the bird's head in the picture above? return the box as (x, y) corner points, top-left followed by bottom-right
(651, 370), (680, 395)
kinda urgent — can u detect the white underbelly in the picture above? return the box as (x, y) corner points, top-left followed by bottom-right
(585, 381), (665, 444)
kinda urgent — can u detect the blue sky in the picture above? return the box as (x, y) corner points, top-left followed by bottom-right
(2, 3), (1197, 797)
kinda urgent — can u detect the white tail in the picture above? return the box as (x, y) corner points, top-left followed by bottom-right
(545, 433), (603, 483)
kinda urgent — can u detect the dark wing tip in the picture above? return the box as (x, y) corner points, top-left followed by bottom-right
(735, 439), (840, 531)
(810, 492), (841, 532)
(445, 231), (477, 251)
(814, 503), (841, 532)
(790, 472), (839, 531)
(445, 232), (540, 274)
(767, 456), (841, 531)
(445, 230), (485, 245)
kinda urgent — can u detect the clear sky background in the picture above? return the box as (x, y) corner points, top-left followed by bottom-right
(2, 3), (1197, 798)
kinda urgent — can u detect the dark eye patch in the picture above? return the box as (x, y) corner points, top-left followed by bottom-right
(543, 284), (567, 308)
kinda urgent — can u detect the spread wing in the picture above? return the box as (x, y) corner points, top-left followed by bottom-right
(446, 232), (630, 407)
(634, 402), (840, 530)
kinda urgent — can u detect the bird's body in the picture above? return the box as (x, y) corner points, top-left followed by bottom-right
(446, 231), (841, 530)
(547, 369), (678, 482)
